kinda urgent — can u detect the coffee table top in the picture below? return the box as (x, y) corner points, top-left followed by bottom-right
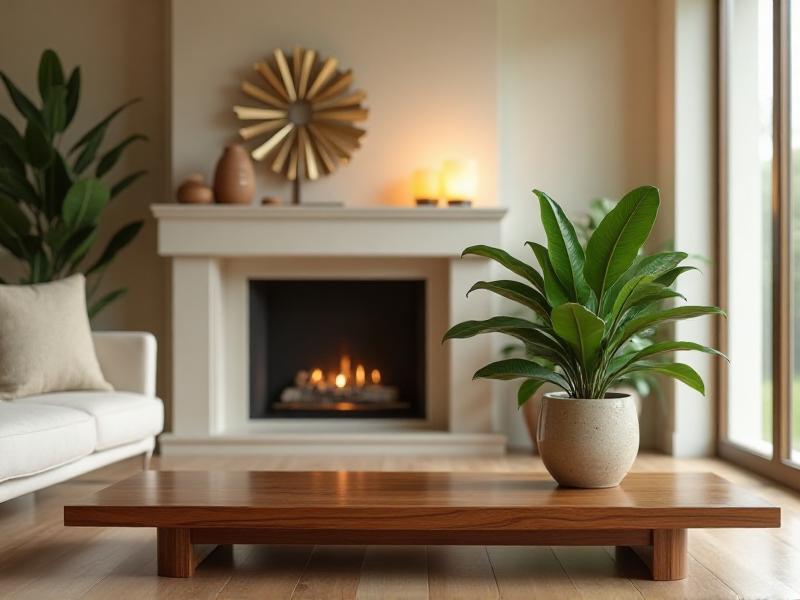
(64, 471), (780, 531)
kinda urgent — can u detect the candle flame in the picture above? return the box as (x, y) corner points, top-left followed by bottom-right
(335, 373), (347, 388)
(370, 368), (381, 385)
(310, 368), (323, 385)
(355, 364), (365, 387)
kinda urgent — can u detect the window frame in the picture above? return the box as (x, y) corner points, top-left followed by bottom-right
(718, 0), (800, 489)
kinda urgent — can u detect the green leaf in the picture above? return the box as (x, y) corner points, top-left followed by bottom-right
(0, 71), (43, 126)
(527, 241), (569, 307)
(534, 189), (590, 303)
(467, 280), (551, 322)
(0, 165), (39, 204)
(551, 303), (605, 368)
(42, 84), (67, 135)
(618, 305), (725, 345)
(37, 49), (64, 101)
(24, 120), (53, 168)
(64, 67), (81, 128)
(86, 220), (143, 275)
(0, 194), (32, 257)
(601, 251), (688, 316)
(50, 224), (94, 273)
(88, 287), (127, 319)
(655, 265), (697, 286)
(67, 228), (98, 272)
(43, 150), (73, 218)
(0, 115), (26, 161)
(609, 341), (727, 378)
(518, 379), (545, 408)
(95, 134), (147, 177)
(110, 170), (147, 199)
(625, 361), (705, 395)
(473, 358), (569, 390)
(69, 97), (141, 155)
(461, 244), (545, 293)
(443, 315), (547, 342)
(62, 179), (109, 227)
(584, 185), (659, 298)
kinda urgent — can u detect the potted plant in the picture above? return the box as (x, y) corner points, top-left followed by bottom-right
(0, 49), (147, 317)
(443, 186), (725, 488)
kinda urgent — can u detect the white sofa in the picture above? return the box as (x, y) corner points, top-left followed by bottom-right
(0, 331), (163, 503)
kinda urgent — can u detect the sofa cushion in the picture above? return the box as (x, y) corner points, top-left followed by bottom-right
(0, 275), (112, 400)
(0, 402), (96, 483)
(15, 391), (164, 451)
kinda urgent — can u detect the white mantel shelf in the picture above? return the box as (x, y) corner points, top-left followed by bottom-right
(151, 204), (507, 257)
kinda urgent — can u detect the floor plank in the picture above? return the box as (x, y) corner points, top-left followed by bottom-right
(290, 546), (365, 600)
(356, 546), (429, 600)
(427, 546), (499, 600)
(217, 545), (312, 599)
(487, 546), (579, 599)
(551, 546), (643, 599)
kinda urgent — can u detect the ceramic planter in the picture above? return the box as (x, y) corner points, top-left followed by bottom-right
(536, 392), (639, 488)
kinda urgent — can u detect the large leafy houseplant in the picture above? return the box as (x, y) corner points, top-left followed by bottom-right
(0, 49), (146, 317)
(443, 186), (726, 404)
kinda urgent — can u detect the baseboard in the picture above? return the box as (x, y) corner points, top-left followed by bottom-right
(158, 431), (507, 456)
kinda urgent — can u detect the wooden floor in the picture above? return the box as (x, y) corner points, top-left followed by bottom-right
(1, 453), (799, 599)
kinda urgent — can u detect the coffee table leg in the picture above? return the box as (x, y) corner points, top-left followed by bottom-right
(651, 529), (688, 580)
(157, 528), (194, 577)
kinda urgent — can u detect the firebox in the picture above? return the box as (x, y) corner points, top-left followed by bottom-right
(249, 279), (426, 419)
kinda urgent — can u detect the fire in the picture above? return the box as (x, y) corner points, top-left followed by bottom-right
(335, 373), (347, 388)
(309, 368), (323, 385)
(355, 364), (365, 387)
(370, 369), (381, 385)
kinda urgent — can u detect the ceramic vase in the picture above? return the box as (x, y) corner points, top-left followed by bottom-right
(176, 174), (213, 204)
(213, 144), (255, 204)
(536, 392), (639, 488)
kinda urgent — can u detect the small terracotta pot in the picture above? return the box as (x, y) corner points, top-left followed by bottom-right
(213, 144), (256, 204)
(176, 174), (213, 204)
(536, 392), (639, 488)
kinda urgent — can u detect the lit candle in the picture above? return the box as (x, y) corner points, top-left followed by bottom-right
(310, 368), (323, 386)
(340, 355), (351, 383)
(370, 368), (381, 385)
(412, 167), (440, 206)
(440, 158), (477, 207)
(355, 364), (366, 387)
(335, 373), (346, 389)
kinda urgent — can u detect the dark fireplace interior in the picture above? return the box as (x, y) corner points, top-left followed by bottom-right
(249, 279), (426, 418)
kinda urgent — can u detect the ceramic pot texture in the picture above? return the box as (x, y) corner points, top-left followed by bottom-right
(536, 392), (639, 488)
(213, 144), (256, 204)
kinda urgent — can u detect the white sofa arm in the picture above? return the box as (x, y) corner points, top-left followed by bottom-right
(92, 331), (157, 397)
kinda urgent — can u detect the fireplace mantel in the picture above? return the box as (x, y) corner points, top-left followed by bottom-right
(151, 204), (507, 257)
(152, 203), (508, 455)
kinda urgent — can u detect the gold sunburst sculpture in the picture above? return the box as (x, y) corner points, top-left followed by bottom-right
(234, 46), (368, 187)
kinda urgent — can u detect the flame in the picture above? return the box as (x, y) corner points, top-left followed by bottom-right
(310, 368), (323, 385)
(355, 364), (365, 387)
(339, 355), (351, 380)
(335, 373), (347, 388)
(370, 369), (381, 385)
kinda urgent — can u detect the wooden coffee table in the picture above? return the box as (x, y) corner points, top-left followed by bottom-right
(64, 471), (780, 580)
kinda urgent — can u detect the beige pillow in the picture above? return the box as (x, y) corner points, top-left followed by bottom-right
(0, 275), (112, 400)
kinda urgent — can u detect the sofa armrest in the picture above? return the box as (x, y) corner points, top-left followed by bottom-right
(92, 331), (157, 396)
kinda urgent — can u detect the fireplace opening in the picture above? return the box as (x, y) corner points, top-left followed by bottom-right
(249, 279), (426, 419)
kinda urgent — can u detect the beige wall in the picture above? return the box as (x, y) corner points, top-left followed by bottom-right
(171, 0), (498, 207)
(0, 0), (169, 418)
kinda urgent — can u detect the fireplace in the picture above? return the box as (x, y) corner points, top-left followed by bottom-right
(249, 279), (426, 419)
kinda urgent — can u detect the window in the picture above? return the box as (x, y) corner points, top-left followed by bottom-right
(720, 0), (800, 487)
